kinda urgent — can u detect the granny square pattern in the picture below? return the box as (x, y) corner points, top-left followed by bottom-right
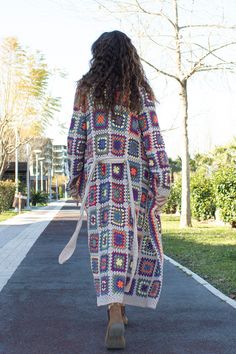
(98, 163), (110, 180)
(138, 257), (156, 277)
(66, 87), (171, 309)
(100, 254), (109, 273)
(89, 233), (99, 253)
(93, 110), (108, 130)
(99, 205), (110, 228)
(129, 115), (139, 136)
(112, 229), (126, 249)
(148, 280), (161, 298)
(138, 113), (149, 132)
(100, 230), (110, 251)
(111, 134), (126, 156)
(112, 163), (124, 180)
(101, 276), (109, 295)
(111, 113), (126, 131)
(113, 274), (126, 293)
(88, 185), (97, 206)
(112, 182), (125, 204)
(111, 206), (126, 227)
(150, 111), (159, 126)
(95, 134), (109, 155)
(129, 161), (141, 183)
(91, 257), (99, 274)
(136, 279), (151, 297)
(89, 208), (97, 230)
(99, 181), (110, 204)
(111, 252), (127, 272)
(128, 138), (139, 158)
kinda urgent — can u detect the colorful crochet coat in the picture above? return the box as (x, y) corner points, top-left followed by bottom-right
(58, 88), (171, 309)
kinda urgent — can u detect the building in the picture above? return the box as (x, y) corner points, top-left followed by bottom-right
(2, 138), (69, 195)
(52, 144), (68, 176)
(29, 139), (68, 178)
(2, 162), (27, 185)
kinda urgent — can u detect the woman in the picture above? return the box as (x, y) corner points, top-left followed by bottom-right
(58, 30), (171, 349)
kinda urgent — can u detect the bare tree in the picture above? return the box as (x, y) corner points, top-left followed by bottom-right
(0, 37), (61, 179)
(90, 0), (236, 227)
(52, 0), (236, 227)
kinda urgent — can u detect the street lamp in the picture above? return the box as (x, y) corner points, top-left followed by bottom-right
(55, 175), (59, 201)
(34, 149), (42, 193)
(15, 126), (19, 195)
(48, 166), (53, 201)
(38, 157), (45, 192)
(25, 143), (31, 210)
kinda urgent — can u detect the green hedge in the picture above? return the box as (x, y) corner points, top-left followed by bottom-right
(163, 178), (181, 214)
(213, 166), (236, 227)
(163, 166), (235, 227)
(0, 180), (15, 213)
(191, 172), (216, 221)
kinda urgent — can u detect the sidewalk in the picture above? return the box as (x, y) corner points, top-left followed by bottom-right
(0, 201), (65, 292)
(0, 202), (235, 354)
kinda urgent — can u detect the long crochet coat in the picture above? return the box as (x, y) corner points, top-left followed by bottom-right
(58, 88), (171, 309)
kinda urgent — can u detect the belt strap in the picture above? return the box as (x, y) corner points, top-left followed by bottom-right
(58, 156), (139, 291)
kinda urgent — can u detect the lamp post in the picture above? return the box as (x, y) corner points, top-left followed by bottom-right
(48, 166), (52, 201)
(38, 157), (45, 192)
(55, 175), (59, 201)
(15, 126), (19, 195)
(25, 143), (31, 210)
(34, 149), (42, 193)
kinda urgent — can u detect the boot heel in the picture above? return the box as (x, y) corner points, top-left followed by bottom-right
(105, 322), (125, 349)
(105, 303), (126, 349)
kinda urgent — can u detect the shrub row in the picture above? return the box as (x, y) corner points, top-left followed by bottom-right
(0, 180), (15, 213)
(164, 166), (236, 227)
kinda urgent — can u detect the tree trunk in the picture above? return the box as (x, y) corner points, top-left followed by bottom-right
(179, 80), (192, 227)
(0, 154), (8, 180)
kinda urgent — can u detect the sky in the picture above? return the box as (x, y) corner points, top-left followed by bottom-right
(0, 0), (235, 158)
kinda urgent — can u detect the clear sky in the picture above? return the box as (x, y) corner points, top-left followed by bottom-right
(0, 0), (235, 158)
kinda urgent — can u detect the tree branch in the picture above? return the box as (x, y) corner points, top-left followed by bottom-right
(185, 42), (236, 79)
(180, 24), (236, 30)
(141, 57), (181, 83)
(194, 62), (236, 73)
(134, 0), (176, 29)
(145, 32), (176, 51)
(190, 42), (230, 63)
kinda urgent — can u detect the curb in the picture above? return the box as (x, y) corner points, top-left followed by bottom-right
(164, 254), (236, 310)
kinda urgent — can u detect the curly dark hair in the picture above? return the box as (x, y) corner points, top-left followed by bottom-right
(75, 30), (156, 113)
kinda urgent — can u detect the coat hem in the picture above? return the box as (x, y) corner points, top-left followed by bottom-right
(96, 294), (159, 309)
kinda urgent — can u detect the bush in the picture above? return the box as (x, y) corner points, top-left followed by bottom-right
(0, 180), (15, 213)
(190, 172), (216, 221)
(31, 191), (48, 206)
(59, 185), (64, 198)
(163, 177), (181, 214)
(213, 166), (236, 227)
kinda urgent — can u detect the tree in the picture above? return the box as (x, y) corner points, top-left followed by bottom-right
(193, 137), (236, 173)
(0, 37), (61, 179)
(73, 0), (235, 227)
(52, 0), (236, 226)
(169, 156), (182, 182)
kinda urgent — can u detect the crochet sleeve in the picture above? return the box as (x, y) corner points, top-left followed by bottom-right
(67, 91), (87, 199)
(138, 90), (171, 211)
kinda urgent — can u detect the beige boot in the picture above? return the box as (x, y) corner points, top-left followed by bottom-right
(121, 304), (128, 326)
(105, 303), (125, 349)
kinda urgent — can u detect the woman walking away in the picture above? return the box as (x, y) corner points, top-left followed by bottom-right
(58, 30), (171, 350)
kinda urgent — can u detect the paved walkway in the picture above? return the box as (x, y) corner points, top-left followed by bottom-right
(0, 202), (235, 354)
